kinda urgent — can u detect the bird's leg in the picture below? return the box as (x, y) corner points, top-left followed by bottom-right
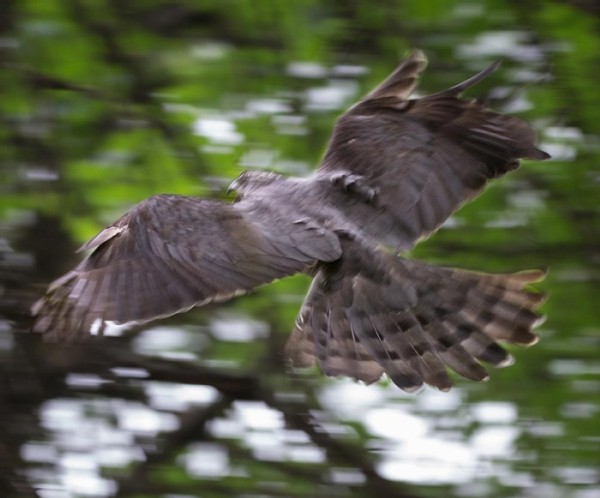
(330, 171), (378, 204)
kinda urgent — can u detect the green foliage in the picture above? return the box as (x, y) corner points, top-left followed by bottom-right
(2, 1), (600, 497)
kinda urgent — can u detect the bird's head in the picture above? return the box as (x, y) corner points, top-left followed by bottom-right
(228, 170), (284, 198)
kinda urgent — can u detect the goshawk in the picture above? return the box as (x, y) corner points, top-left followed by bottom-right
(32, 51), (549, 392)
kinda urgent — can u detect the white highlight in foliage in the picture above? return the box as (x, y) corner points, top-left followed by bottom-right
(192, 117), (244, 145)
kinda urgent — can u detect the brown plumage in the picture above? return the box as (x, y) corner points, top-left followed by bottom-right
(32, 50), (549, 392)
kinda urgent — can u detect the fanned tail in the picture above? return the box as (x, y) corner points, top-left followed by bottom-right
(285, 249), (546, 392)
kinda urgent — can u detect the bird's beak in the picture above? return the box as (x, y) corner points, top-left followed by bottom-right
(227, 179), (238, 195)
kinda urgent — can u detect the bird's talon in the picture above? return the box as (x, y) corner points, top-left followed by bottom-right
(331, 172), (377, 204)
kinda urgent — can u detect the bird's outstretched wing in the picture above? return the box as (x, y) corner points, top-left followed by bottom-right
(32, 194), (341, 340)
(317, 50), (549, 251)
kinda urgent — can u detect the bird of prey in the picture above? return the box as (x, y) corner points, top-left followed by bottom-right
(32, 50), (549, 392)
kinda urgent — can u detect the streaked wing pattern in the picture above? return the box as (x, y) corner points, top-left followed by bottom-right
(32, 194), (341, 340)
(318, 51), (549, 251)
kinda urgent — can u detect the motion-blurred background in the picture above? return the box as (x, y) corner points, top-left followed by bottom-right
(1, 1), (599, 497)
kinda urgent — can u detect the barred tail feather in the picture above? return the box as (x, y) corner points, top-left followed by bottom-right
(286, 253), (546, 392)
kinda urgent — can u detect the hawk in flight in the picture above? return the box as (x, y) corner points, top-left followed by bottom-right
(32, 51), (549, 392)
